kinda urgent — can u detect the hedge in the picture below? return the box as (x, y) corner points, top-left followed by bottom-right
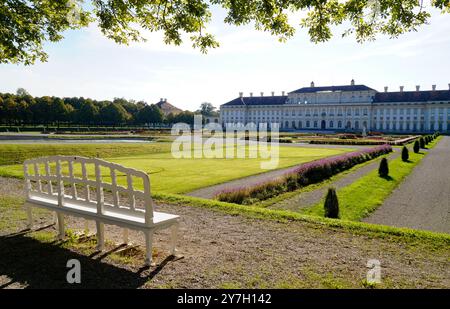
(215, 144), (393, 204)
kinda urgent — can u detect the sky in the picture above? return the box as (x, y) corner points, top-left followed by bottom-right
(0, 5), (449, 112)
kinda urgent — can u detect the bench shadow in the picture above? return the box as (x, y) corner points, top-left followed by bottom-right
(0, 231), (151, 289)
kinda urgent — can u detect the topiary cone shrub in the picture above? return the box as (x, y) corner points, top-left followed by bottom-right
(378, 158), (389, 177)
(419, 137), (425, 149)
(401, 146), (409, 162)
(413, 140), (420, 153)
(324, 187), (339, 219)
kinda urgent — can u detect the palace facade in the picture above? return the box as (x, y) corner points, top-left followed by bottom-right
(220, 80), (450, 133)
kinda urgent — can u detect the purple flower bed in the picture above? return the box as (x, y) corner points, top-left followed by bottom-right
(215, 144), (392, 205)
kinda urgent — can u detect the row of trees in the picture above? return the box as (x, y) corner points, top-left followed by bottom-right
(0, 89), (217, 126)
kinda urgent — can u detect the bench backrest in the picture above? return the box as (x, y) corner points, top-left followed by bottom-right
(23, 156), (154, 224)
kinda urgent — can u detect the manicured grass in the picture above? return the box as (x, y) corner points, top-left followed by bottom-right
(255, 152), (392, 208)
(302, 137), (442, 221)
(0, 143), (353, 194)
(0, 143), (172, 165)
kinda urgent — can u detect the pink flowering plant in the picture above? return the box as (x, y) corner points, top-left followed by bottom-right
(215, 144), (392, 205)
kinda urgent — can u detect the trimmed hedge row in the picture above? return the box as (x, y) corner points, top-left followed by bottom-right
(215, 144), (393, 205)
(309, 136), (419, 146)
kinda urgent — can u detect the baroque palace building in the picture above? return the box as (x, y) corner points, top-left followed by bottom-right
(220, 80), (450, 133)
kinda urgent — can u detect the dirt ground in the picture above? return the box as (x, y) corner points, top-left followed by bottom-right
(0, 176), (449, 289)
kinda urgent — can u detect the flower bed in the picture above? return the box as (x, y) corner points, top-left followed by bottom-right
(215, 144), (393, 205)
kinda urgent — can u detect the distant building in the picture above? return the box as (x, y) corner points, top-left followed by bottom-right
(155, 98), (183, 116)
(220, 80), (450, 133)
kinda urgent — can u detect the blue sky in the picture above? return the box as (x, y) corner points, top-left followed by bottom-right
(0, 5), (449, 111)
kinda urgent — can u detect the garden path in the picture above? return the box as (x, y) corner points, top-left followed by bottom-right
(364, 136), (450, 234)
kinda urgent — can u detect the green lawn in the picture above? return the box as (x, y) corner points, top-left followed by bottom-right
(0, 143), (353, 194)
(302, 137), (442, 221)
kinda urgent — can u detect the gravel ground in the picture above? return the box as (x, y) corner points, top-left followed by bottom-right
(269, 149), (400, 212)
(364, 136), (450, 234)
(0, 176), (449, 288)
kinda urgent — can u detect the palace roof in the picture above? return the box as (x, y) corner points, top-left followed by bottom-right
(374, 90), (450, 103)
(290, 85), (376, 94)
(222, 96), (288, 106)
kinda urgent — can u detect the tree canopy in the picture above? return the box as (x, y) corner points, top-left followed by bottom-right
(0, 90), (207, 126)
(1, 0), (449, 65)
(197, 102), (218, 116)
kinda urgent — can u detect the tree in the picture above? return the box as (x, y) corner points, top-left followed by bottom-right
(77, 101), (99, 124)
(401, 146), (409, 162)
(136, 104), (164, 124)
(197, 102), (217, 117)
(413, 140), (420, 153)
(100, 102), (131, 125)
(324, 187), (339, 219)
(16, 88), (30, 97)
(378, 158), (389, 177)
(2, 0), (449, 65)
(419, 137), (425, 149)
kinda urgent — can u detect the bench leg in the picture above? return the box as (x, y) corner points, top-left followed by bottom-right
(57, 213), (65, 240)
(122, 228), (129, 245)
(170, 223), (179, 256)
(96, 221), (105, 251)
(26, 205), (33, 229)
(53, 211), (58, 226)
(144, 230), (154, 266)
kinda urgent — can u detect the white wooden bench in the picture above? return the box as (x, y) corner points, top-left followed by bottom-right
(23, 155), (180, 266)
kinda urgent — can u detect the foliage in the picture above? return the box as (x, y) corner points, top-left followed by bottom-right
(196, 102), (218, 117)
(419, 137), (425, 149)
(216, 145), (392, 204)
(0, 91), (198, 126)
(401, 146), (409, 162)
(413, 140), (420, 153)
(378, 158), (389, 177)
(324, 188), (339, 219)
(1, 0), (449, 64)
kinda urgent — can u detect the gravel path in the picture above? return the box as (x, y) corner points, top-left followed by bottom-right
(364, 137), (450, 234)
(186, 143), (370, 199)
(269, 149), (400, 212)
(0, 176), (449, 288)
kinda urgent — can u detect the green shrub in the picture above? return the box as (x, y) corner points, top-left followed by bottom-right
(378, 158), (389, 177)
(324, 188), (339, 219)
(215, 145), (392, 205)
(419, 137), (425, 149)
(401, 146), (409, 162)
(413, 140), (420, 153)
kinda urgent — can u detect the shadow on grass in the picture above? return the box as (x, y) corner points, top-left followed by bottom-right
(0, 230), (150, 288)
(380, 175), (394, 181)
